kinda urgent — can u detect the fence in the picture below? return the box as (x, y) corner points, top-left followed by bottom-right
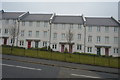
(2, 46), (119, 68)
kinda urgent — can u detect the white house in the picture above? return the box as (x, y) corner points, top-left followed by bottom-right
(0, 10), (119, 57)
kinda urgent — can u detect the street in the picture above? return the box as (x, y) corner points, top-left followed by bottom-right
(2, 55), (119, 78)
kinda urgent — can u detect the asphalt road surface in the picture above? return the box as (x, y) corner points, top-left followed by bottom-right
(2, 57), (119, 79)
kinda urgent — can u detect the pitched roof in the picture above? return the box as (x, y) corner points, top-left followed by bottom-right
(2, 12), (25, 19)
(52, 15), (84, 24)
(21, 14), (52, 21)
(85, 17), (120, 27)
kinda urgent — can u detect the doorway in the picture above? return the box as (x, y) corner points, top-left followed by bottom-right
(61, 45), (64, 53)
(69, 45), (72, 53)
(28, 41), (31, 48)
(4, 38), (7, 45)
(105, 48), (109, 56)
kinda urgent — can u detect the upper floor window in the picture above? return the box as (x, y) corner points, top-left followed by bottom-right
(105, 26), (109, 32)
(61, 33), (65, 40)
(77, 44), (82, 50)
(70, 24), (73, 29)
(88, 36), (92, 42)
(78, 24), (82, 30)
(53, 33), (57, 39)
(21, 30), (24, 37)
(5, 19), (9, 24)
(114, 37), (118, 44)
(22, 21), (25, 26)
(44, 22), (48, 27)
(105, 36), (109, 44)
(36, 31), (39, 37)
(5, 29), (8, 34)
(0, 28), (1, 33)
(36, 21), (40, 27)
(97, 26), (101, 32)
(88, 26), (92, 32)
(43, 31), (47, 37)
(62, 24), (65, 30)
(77, 34), (81, 40)
(28, 31), (32, 37)
(29, 21), (33, 27)
(97, 36), (101, 43)
(54, 24), (57, 29)
(114, 27), (118, 32)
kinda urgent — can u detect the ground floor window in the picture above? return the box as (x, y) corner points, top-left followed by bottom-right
(43, 41), (47, 47)
(35, 41), (39, 48)
(19, 40), (24, 46)
(114, 48), (118, 53)
(52, 44), (57, 49)
(77, 44), (82, 50)
(87, 47), (92, 52)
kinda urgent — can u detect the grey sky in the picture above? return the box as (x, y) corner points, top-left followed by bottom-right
(2, 2), (119, 20)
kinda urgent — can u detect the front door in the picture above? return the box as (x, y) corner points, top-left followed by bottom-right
(61, 45), (64, 53)
(105, 48), (109, 56)
(69, 45), (72, 53)
(97, 48), (101, 55)
(35, 41), (39, 48)
(4, 38), (7, 45)
(28, 41), (31, 48)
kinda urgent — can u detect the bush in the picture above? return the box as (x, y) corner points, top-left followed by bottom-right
(47, 46), (53, 51)
(40, 46), (48, 51)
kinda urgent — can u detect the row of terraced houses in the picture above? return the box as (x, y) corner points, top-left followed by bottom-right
(0, 10), (120, 57)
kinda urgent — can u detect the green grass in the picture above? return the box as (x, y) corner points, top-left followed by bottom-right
(2, 46), (120, 68)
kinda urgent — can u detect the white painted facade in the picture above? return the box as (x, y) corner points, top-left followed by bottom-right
(0, 10), (119, 57)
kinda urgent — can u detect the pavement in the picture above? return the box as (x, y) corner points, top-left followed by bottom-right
(2, 54), (119, 74)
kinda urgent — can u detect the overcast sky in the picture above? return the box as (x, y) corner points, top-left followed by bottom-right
(1, 2), (119, 20)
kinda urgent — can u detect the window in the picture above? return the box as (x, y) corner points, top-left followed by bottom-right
(62, 24), (65, 30)
(88, 26), (92, 32)
(105, 26), (109, 32)
(36, 31), (39, 37)
(105, 36), (109, 44)
(36, 21), (40, 27)
(97, 26), (101, 32)
(44, 22), (47, 27)
(88, 36), (92, 42)
(28, 31), (32, 37)
(114, 27), (118, 32)
(11, 38), (14, 44)
(19, 41), (24, 46)
(114, 48), (118, 53)
(87, 47), (92, 52)
(5, 19), (9, 24)
(22, 21), (25, 26)
(61, 33), (65, 39)
(29, 21), (33, 26)
(97, 36), (101, 43)
(43, 31), (47, 37)
(78, 25), (81, 29)
(77, 44), (82, 50)
(52, 44), (57, 49)
(54, 24), (57, 29)
(70, 24), (73, 29)
(114, 37), (118, 44)
(53, 33), (57, 39)
(78, 34), (81, 40)
(21, 30), (24, 36)
(43, 41), (47, 47)
(35, 41), (39, 48)
(5, 29), (8, 34)
(0, 29), (1, 33)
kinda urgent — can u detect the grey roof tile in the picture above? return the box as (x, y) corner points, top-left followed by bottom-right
(85, 17), (120, 27)
(2, 12), (25, 19)
(52, 15), (84, 24)
(21, 14), (52, 21)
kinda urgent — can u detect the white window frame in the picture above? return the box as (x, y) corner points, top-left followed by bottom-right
(77, 44), (82, 50)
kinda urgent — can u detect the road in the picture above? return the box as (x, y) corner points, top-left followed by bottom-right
(1, 55), (119, 79)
